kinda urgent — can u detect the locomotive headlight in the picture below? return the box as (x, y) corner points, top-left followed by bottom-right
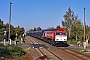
(64, 39), (67, 40)
(56, 39), (59, 41)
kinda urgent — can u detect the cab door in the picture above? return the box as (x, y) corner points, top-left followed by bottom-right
(55, 32), (61, 41)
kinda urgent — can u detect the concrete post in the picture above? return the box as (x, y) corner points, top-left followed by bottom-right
(4, 39), (6, 45)
(10, 39), (12, 45)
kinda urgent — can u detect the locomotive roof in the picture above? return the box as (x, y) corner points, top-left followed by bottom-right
(56, 28), (66, 32)
(43, 28), (67, 32)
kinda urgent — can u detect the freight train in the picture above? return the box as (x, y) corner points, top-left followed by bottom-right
(27, 28), (69, 46)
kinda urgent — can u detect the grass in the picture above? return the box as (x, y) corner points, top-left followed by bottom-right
(67, 40), (78, 46)
(76, 48), (87, 50)
(67, 40), (87, 46)
(67, 39), (90, 52)
(20, 47), (30, 53)
(76, 48), (88, 52)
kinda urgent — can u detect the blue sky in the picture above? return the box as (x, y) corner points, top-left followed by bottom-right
(0, 0), (90, 31)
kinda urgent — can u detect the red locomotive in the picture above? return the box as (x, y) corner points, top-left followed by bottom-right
(42, 28), (67, 46)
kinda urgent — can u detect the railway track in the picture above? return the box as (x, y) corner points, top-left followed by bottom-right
(28, 36), (90, 60)
(28, 36), (63, 60)
(59, 48), (90, 60)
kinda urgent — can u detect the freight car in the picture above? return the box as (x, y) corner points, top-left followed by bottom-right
(27, 28), (68, 46)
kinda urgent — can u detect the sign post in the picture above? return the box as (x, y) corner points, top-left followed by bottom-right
(21, 37), (23, 44)
(86, 39), (88, 47)
(10, 39), (11, 45)
(15, 33), (18, 40)
(83, 42), (87, 49)
(4, 31), (7, 45)
(4, 39), (6, 45)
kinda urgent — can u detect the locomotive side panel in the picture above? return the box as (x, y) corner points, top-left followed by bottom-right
(43, 31), (55, 40)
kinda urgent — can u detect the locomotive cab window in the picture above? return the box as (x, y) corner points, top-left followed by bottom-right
(56, 32), (60, 35)
(62, 32), (66, 36)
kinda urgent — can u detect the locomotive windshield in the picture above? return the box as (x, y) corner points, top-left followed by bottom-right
(56, 32), (60, 35)
(56, 32), (66, 36)
(62, 32), (66, 36)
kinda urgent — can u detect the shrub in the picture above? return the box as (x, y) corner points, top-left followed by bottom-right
(0, 44), (26, 57)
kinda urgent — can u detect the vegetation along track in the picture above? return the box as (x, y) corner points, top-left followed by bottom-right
(59, 48), (90, 60)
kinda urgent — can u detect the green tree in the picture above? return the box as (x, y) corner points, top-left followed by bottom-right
(71, 20), (83, 41)
(85, 25), (90, 40)
(33, 27), (36, 31)
(21, 27), (25, 33)
(0, 19), (25, 40)
(5, 23), (14, 35)
(56, 25), (60, 29)
(0, 19), (3, 29)
(46, 27), (54, 30)
(62, 7), (78, 37)
(37, 27), (42, 30)
(28, 29), (33, 32)
(14, 26), (25, 36)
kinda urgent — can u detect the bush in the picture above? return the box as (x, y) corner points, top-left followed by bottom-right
(0, 44), (26, 57)
(67, 40), (77, 46)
